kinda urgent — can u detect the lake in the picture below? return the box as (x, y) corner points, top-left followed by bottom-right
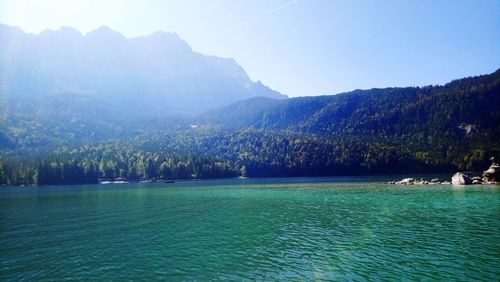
(1, 177), (499, 281)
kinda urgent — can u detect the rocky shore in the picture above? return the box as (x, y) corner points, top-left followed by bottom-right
(389, 160), (500, 186)
(388, 178), (451, 185)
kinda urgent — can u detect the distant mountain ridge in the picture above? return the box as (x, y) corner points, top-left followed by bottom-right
(0, 24), (286, 113)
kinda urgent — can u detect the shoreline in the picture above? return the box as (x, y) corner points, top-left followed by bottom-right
(3, 172), (496, 188)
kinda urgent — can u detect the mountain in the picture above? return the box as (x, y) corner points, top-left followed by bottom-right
(0, 24), (286, 113)
(0, 29), (498, 185)
(201, 70), (500, 137)
(196, 70), (500, 168)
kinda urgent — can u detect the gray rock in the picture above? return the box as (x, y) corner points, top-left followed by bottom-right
(482, 162), (500, 183)
(396, 178), (415, 185)
(451, 172), (472, 185)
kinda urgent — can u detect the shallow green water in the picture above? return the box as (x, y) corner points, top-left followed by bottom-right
(1, 177), (499, 281)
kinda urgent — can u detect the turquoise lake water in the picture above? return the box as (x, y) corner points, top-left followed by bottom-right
(1, 177), (499, 281)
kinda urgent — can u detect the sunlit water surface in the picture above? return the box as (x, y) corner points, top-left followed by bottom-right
(1, 177), (499, 281)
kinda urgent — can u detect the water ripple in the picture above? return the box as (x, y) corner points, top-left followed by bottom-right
(1, 181), (499, 281)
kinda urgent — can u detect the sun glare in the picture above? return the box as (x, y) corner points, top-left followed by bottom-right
(9, 0), (96, 23)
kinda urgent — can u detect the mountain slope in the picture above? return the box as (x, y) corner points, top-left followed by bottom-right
(196, 70), (500, 171)
(201, 70), (500, 137)
(0, 24), (286, 113)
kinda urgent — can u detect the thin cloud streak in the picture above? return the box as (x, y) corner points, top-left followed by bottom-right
(232, 0), (300, 30)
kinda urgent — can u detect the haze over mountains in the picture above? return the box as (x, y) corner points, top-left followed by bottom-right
(0, 24), (286, 113)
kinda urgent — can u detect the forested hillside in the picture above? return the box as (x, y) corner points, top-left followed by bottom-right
(0, 70), (499, 185)
(202, 70), (500, 137)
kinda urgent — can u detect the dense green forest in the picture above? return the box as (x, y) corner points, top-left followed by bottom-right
(0, 70), (499, 185)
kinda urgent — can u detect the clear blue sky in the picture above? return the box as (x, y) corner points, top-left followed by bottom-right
(1, 0), (499, 97)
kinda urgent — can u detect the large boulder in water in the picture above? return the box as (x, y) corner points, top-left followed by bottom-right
(451, 172), (472, 185)
(482, 163), (500, 183)
(395, 178), (414, 185)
